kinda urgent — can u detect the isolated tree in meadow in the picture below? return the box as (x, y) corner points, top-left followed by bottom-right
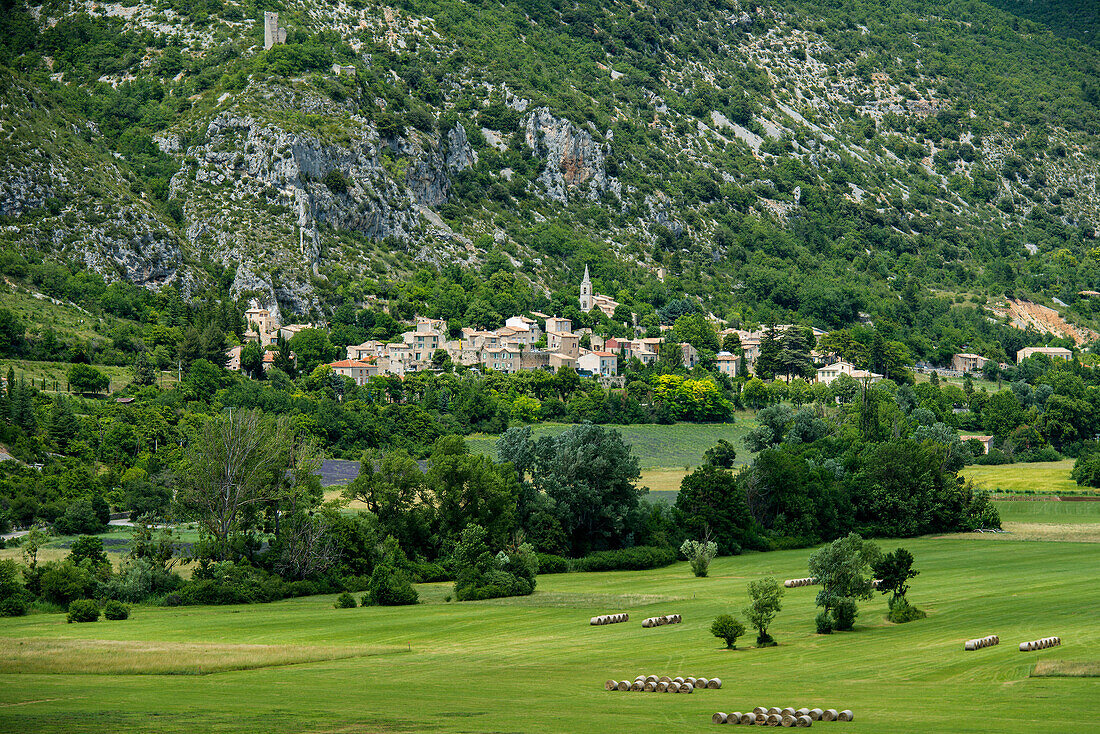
(872, 547), (919, 606)
(710, 614), (746, 649)
(743, 576), (784, 646)
(808, 532), (881, 632)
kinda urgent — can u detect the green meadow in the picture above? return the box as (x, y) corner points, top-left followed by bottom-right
(1, 502), (1097, 733)
(961, 460), (1090, 496)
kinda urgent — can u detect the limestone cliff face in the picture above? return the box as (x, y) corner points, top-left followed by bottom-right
(167, 95), (476, 315)
(523, 108), (611, 203)
(0, 77), (184, 291)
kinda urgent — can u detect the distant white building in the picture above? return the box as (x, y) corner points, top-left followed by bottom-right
(1016, 346), (1072, 363)
(578, 265), (619, 318)
(816, 360), (882, 385)
(578, 351), (618, 377)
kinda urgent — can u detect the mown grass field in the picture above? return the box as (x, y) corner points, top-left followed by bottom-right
(469, 418), (758, 470)
(961, 460), (1090, 495)
(0, 502), (1096, 732)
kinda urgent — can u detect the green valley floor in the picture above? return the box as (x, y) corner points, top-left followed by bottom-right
(0, 501), (1097, 733)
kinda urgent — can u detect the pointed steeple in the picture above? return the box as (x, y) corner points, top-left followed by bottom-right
(582, 264), (590, 283)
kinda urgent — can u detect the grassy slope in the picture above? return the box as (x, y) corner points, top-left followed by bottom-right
(1, 505), (1098, 732)
(961, 460), (1089, 495)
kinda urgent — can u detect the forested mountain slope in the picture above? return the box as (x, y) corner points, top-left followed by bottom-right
(0, 0), (1098, 353)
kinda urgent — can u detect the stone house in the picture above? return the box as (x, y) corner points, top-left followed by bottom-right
(327, 359), (378, 385)
(578, 351), (618, 377)
(1016, 346), (1072, 363)
(816, 360), (882, 385)
(951, 353), (989, 373)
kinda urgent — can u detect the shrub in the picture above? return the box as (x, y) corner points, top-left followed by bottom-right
(833, 598), (858, 631)
(535, 553), (569, 574)
(162, 592), (183, 607)
(571, 546), (676, 572)
(975, 448), (1010, 465)
(67, 599), (99, 623)
(334, 591), (357, 609)
(0, 597), (27, 617)
(815, 610), (833, 634)
(887, 596), (927, 623)
(452, 525), (538, 601)
(366, 564), (418, 606)
(175, 562), (287, 605)
(322, 169), (348, 195)
(681, 538), (718, 577)
(710, 614), (746, 649)
(409, 561), (451, 583)
(103, 600), (130, 620)
(40, 561), (94, 605)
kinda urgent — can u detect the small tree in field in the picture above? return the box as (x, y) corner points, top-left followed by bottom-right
(710, 614), (746, 649)
(873, 547), (925, 623)
(808, 532), (881, 632)
(743, 576), (784, 646)
(680, 538), (717, 577)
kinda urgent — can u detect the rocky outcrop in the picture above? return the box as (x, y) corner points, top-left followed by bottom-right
(523, 108), (611, 203)
(169, 102), (474, 315)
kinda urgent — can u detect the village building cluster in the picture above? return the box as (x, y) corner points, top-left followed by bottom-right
(222, 267), (1074, 386)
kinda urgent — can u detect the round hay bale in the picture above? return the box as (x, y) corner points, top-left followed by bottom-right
(809, 709), (823, 721)
(646, 675), (658, 684)
(1019, 642), (1029, 652)
(680, 683), (694, 694)
(796, 708), (810, 717)
(631, 680), (644, 692)
(781, 714), (796, 727)
(740, 712), (755, 725)
(754, 712), (768, 725)
(617, 680), (630, 691)
(605, 680), (618, 691)
(644, 681), (657, 693)
(642, 619), (653, 628)
(754, 707), (768, 715)
(796, 715), (812, 727)
(784, 580), (796, 588)
(668, 682), (681, 693)
(838, 710), (853, 722)
(673, 677), (685, 684)
(729, 711), (742, 726)
(708, 678), (722, 690)
(781, 708), (796, 717)
(684, 677), (697, 687)
(656, 681), (669, 692)
(695, 677), (710, 689)
(821, 709), (837, 722)
(659, 675), (671, 683)
(768, 707), (782, 715)
(964, 640), (977, 651)
(766, 713), (782, 726)
(591, 617), (600, 625)
(714, 712), (729, 725)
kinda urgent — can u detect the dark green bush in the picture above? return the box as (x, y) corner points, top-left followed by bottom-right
(833, 598), (858, 631)
(334, 591), (357, 608)
(571, 546), (676, 572)
(815, 610), (833, 634)
(366, 564), (418, 606)
(0, 596), (27, 617)
(887, 596), (926, 623)
(534, 553), (569, 574)
(409, 561), (451, 583)
(175, 562), (287, 605)
(103, 599), (130, 620)
(67, 598), (99, 623)
(974, 448), (1010, 465)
